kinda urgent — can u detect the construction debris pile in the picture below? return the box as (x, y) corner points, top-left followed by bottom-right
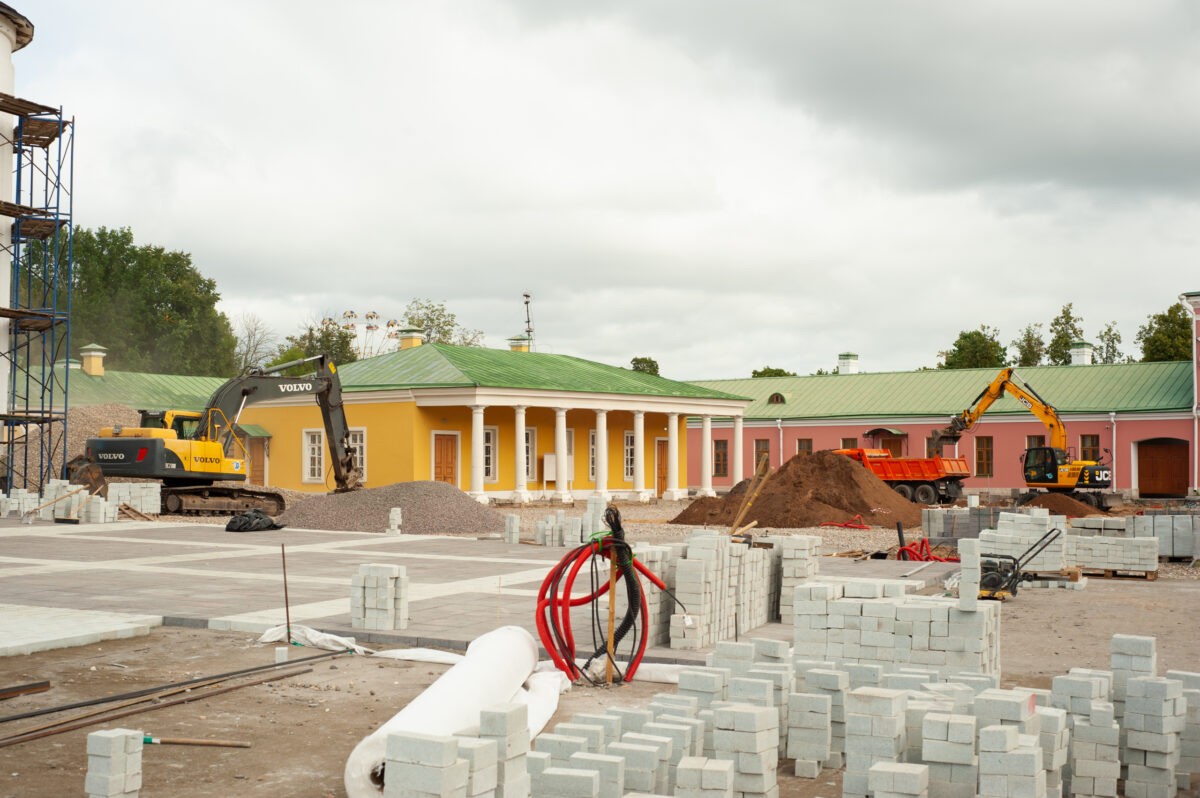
(1023, 492), (1104, 517)
(278, 480), (505, 535)
(672, 450), (924, 529)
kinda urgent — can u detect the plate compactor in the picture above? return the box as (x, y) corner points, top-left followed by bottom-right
(978, 527), (1063, 601)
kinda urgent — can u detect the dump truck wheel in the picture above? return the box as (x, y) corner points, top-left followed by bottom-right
(913, 483), (938, 504)
(893, 484), (914, 501)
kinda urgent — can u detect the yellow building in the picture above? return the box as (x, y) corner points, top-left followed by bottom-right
(238, 334), (749, 502)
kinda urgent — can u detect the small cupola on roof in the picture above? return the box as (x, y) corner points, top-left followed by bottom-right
(837, 352), (859, 374)
(768, 392), (786, 404)
(1070, 340), (1094, 366)
(507, 335), (531, 353)
(397, 328), (425, 350)
(79, 343), (107, 377)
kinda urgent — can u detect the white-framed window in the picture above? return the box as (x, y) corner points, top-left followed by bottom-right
(589, 429), (596, 481)
(566, 428), (575, 456)
(524, 428), (537, 482)
(349, 428), (367, 483)
(623, 431), (635, 481)
(484, 426), (499, 482)
(303, 429), (324, 483)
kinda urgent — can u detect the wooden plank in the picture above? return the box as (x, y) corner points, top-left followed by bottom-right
(0, 681), (50, 702)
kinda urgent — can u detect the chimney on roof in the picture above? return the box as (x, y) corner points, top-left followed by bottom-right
(398, 328), (425, 350)
(507, 335), (531, 353)
(79, 343), (107, 377)
(837, 352), (859, 375)
(1070, 340), (1094, 366)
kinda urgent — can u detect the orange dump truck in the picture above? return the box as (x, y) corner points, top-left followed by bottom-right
(835, 448), (971, 505)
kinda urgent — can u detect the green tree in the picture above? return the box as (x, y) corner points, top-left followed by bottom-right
(1009, 323), (1046, 367)
(269, 322), (358, 373)
(1136, 302), (1192, 361)
(938, 326), (1006, 369)
(1095, 321), (1124, 364)
(751, 366), (797, 378)
(1047, 303), (1084, 365)
(66, 227), (236, 376)
(401, 299), (483, 346)
(630, 356), (660, 375)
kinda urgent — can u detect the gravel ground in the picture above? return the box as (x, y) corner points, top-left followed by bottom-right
(277, 480), (506, 534)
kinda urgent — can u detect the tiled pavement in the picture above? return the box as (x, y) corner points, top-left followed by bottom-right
(0, 517), (954, 660)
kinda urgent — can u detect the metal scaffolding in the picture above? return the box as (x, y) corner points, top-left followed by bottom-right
(0, 90), (73, 490)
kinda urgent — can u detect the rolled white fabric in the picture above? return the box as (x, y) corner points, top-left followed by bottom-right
(344, 625), (539, 797)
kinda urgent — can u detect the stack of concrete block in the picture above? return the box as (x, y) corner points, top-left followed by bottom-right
(350, 563), (409, 631)
(554, 720), (606, 755)
(957, 539), (981, 612)
(706, 640), (756, 678)
(535, 515), (563, 546)
(674, 756), (735, 798)
(1122, 675), (1186, 798)
(1128, 513), (1198, 558)
(580, 496), (607, 541)
(977, 725), (1045, 798)
(922, 506), (1004, 541)
(106, 482), (161, 516)
(383, 731), (469, 798)
(3, 488), (36, 516)
(974, 689), (1041, 737)
(631, 544), (676, 645)
(1069, 517), (1133, 538)
(386, 507), (402, 534)
(455, 737), (500, 798)
(1066, 536), (1158, 573)
(979, 512), (1067, 573)
(567, 752), (623, 798)
(1111, 634), (1157, 727)
(843, 686), (908, 798)
(711, 703), (779, 798)
(786, 692), (831, 778)
(920, 712), (978, 798)
(479, 703), (532, 798)
(504, 513), (520, 544)
(615, 731), (672, 795)
(806, 668), (850, 768)
(37, 480), (82, 520)
(1166, 670), (1200, 792)
(869, 762), (930, 798)
(748, 662), (793, 755)
(645, 719), (699, 788)
(793, 658), (837, 694)
(847, 663), (885, 690)
(531, 762), (598, 798)
(670, 534), (731, 649)
(1067, 700), (1120, 798)
(535, 731), (589, 767)
(793, 590), (1001, 676)
(86, 728), (143, 798)
(678, 668), (728, 711)
(1035, 706), (1070, 798)
(775, 534), (821, 620)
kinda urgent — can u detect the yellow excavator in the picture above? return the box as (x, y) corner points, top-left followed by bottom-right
(74, 354), (361, 514)
(931, 367), (1112, 506)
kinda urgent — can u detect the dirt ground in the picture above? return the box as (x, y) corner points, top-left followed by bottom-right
(1, 572), (1197, 798)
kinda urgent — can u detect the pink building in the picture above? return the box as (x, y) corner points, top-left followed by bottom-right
(686, 293), (1200, 499)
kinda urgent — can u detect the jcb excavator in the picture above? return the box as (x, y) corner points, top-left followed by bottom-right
(931, 367), (1112, 506)
(76, 354), (361, 514)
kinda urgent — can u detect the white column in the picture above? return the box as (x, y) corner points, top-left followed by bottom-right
(0, 18), (16, 418)
(513, 405), (530, 503)
(633, 410), (649, 501)
(594, 409), (609, 501)
(554, 407), (573, 503)
(469, 405), (487, 503)
(732, 415), (744, 485)
(663, 412), (686, 500)
(699, 415), (715, 497)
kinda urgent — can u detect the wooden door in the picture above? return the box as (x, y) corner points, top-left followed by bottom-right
(1138, 438), (1188, 497)
(882, 436), (903, 457)
(655, 440), (669, 496)
(433, 434), (458, 486)
(247, 438), (266, 486)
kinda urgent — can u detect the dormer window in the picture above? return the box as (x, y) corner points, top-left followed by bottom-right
(768, 392), (785, 405)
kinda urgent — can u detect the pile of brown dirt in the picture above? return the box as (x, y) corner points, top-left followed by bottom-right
(1023, 492), (1106, 517)
(278, 480), (506, 534)
(671, 450), (923, 529)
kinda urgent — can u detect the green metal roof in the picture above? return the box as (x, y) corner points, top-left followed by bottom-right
(341, 343), (746, 400)
(691, 361), (1194, 420)
(65, 368), (225, 411)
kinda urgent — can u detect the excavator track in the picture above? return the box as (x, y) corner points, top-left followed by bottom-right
(161, 487), (286, 516)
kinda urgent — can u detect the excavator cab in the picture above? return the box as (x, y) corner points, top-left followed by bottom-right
(1022, 446), (1065, 485)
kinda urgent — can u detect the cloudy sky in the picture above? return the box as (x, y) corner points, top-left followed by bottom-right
(15, 1), (1200, 379)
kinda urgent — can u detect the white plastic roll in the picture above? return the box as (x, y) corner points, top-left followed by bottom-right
(343, 625), (538, 798)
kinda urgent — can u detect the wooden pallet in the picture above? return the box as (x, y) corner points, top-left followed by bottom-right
(1078, 568), (1157, 581)
(1025, 568), (1082, 583)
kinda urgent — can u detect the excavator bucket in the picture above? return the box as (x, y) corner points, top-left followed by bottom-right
(66, 456), (107, 497)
